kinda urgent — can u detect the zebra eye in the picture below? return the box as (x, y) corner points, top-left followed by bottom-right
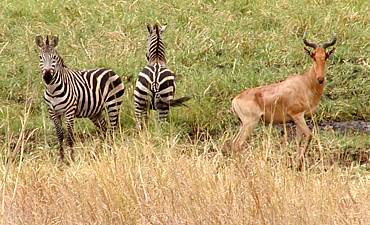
(39, 55), (42, 59)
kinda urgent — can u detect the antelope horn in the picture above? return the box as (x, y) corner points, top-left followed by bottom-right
(303, 32), (318, 49)
(322, 33), (337, 49)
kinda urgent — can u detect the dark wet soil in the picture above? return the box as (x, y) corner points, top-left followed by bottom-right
(276, 120), (370, 167)
(316, 120), (370, 134)
(279, 120), (370, 134)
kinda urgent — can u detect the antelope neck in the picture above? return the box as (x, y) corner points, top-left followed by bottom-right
(306, 64), (325, 95)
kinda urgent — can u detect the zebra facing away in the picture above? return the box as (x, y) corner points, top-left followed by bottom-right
(35, 35), (125, 160)
(134, 24), (190, 129)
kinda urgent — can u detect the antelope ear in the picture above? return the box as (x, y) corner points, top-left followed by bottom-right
(50, 36), (59, 47)
(326, 47), (336, 59)
(304, 47), (313, 58)
(35, 35), (44, 48)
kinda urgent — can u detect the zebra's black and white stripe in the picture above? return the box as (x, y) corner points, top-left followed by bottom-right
(35, 35), (124, 160)
(134, 24), (190, 129)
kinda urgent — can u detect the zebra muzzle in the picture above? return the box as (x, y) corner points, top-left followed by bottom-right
(43, 70), (54, 84)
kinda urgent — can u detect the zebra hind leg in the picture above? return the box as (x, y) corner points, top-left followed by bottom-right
(106, 103), (120, 131)
(90, 113), (110, 151)
(91, 113), (108, 134)
(157, 108), (169, 122)
(155, 94), (170, 123)
(156, 98), (170, 123)
(135, 109), (148, 131)
(133, 100), (149, 130)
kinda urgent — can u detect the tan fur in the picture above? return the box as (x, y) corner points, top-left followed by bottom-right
(231, 42), (335, 169)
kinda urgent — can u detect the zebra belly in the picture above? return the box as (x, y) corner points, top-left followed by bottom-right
(46, 95), (106, 119)
(74, 90), (106, 118)
(75, 104), (104, 118)
(76, 68), (123, 118)
(44, 91), (103, 119)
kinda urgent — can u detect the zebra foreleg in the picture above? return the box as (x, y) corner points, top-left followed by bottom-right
(51, 115), (65, 161)
(65, 111), (76, 161)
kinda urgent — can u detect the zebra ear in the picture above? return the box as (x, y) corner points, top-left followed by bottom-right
(159, 24), (167, 34)
(35, 35), (44, 48)
(147, 24), (152, 33)
(50, 36), (59, 47)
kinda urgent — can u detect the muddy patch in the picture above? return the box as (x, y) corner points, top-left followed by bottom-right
(317, 120), (370, 134)
(332, 149), (369, 167)
(278, 120), (370, 134)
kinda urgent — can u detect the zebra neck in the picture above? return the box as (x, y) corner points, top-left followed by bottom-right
(44, 68), (70, 94)
(45, 77), (62, 94)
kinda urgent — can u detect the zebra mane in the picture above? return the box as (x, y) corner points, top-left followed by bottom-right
(154, 24), (160, 36)
(42, 46), (66, 68)
(58, 53), (66, 67)
(46, 35), (50, 45)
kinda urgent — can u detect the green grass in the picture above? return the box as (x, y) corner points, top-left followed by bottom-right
(1, 0), (369, 133)
(0, 0), (369, 224)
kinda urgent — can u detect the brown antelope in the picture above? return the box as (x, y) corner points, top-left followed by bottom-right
(231, 34), (336, 168)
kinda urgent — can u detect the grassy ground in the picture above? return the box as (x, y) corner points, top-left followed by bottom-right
(0, 0), (369, 224)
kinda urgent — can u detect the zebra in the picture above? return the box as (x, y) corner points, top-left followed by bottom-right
(35, 35), (125, 160)
(134, 24), (190, 129)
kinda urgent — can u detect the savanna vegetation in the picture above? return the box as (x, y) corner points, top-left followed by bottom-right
(0, 0), (369, 224)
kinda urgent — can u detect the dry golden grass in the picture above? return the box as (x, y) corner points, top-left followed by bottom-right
(1, 125), (369, 225)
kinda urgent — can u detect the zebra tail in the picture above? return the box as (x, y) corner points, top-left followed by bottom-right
(169, 96), (191, 107)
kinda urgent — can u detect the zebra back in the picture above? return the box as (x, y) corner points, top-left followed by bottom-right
(146, 23), (167, 66)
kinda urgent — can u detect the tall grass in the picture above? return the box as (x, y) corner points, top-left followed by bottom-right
(1, 98), (369, 224)
(1, 124), (369, 224)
